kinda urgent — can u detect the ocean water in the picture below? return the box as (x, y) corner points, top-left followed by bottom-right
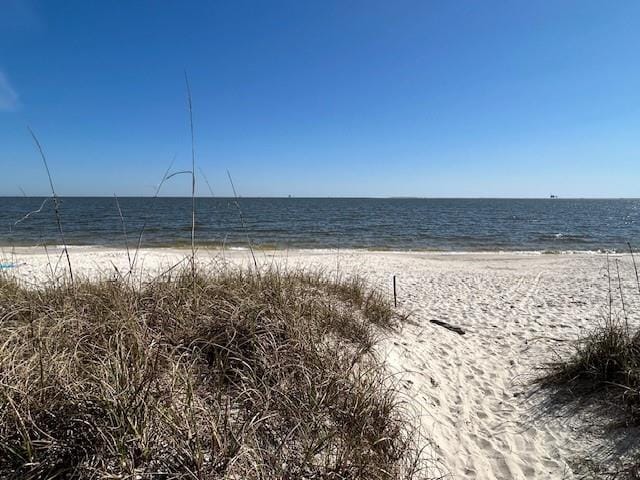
(1, 197), (639, 252)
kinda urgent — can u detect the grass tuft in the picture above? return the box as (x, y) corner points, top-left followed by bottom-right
(543, 320), (640, 397)
(0, 266), (428, 479)
(537, 253), (640, 478)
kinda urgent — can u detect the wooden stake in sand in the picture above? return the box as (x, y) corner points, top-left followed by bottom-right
(393, 275), (397, 307)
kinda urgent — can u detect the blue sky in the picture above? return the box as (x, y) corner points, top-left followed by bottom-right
(1, 0), (639, 197)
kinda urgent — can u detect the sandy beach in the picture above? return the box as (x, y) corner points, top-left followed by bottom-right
(2, 246), (637, 479)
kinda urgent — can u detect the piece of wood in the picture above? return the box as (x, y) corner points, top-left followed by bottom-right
(430, 319), (465, 335)
(393, 275), (397, 307)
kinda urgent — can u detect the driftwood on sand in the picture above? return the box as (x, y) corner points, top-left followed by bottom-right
(430, 319), (465, 335)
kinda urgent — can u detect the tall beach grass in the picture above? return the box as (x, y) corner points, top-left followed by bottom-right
(0, 264), (431, 479)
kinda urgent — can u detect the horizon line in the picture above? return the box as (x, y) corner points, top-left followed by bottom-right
(1, 195), (640, 200)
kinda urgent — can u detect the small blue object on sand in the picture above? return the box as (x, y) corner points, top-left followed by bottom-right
(0, 263), (16, 270)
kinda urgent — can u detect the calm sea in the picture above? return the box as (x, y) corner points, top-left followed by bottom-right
(1, 197), (639, 252)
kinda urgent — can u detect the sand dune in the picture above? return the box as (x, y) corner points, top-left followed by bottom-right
(2, 246), (636, 479)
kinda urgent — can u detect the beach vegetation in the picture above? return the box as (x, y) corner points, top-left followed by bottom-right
(0, 266), (429, 479)
(541, 252), (640, 421)
(540, 251), (640, 478)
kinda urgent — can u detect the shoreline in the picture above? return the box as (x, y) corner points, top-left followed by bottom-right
(0, 244), (623, 257)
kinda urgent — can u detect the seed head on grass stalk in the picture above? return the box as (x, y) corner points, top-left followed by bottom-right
(113, 194), (132, 273)
(184, 71), (196, 284)
(12, 194), (56, 281)
(227, 169), (258, 272)
(628, 242), (640, 296)
(129, 157), (190, 276)
(27, 126), (74, 285)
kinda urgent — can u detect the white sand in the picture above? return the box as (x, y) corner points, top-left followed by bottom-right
(3, 246), (638, 479)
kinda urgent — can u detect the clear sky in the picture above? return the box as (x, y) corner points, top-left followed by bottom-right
(1, 0), (639, 197)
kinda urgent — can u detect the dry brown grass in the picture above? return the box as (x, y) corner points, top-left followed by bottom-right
(540, 255), (640, 423)
(0, 266), (429, 479)
(538, 254), (640, 479)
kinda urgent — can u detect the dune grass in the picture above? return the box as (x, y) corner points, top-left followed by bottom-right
(0, 265), (428, 479)
(541, 254), (640, 423)
(542, 317), (640, 417)
(539, 254), (640, 478)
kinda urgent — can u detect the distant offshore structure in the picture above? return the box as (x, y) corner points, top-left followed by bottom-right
(550, 194), (558, 199)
